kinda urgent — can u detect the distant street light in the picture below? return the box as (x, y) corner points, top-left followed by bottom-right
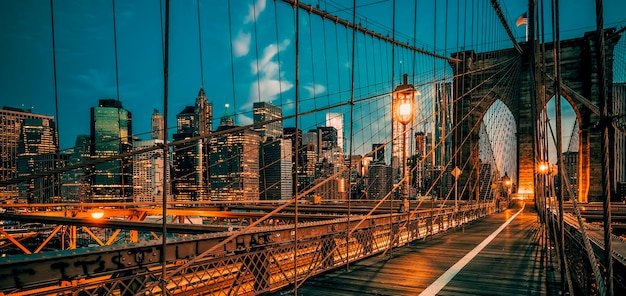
(90, 208), (105, 219)
(502, 172), (511, 199)
(538, 160), (550, 175)
(394, 74), (418, 212)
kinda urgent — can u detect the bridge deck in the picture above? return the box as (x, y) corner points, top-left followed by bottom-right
(283, 201), (561, 295)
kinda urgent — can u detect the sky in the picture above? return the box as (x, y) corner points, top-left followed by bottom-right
(1, 0), (625, 151)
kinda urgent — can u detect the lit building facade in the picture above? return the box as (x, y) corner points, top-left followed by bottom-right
(151, 109), (164, 140)
(0, 106), (58, 203)
(133, 139), (166, 203)
(253, 102), (282, 141)
(209, 107), (260, 200)
(259, 138), (292, 200)
(367, 163), (392, 200)
(326, 113), (344, 153)
(17, 117), (61, 203)
(61, 134), (90, 202)
(171, 89), (212, 201)
(90, 99), (133, 202)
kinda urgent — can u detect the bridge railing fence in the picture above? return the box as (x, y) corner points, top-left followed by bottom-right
(11, 202), (494, 296)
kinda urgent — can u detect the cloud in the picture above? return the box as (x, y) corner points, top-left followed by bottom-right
(244, 0), (267, 24)
(246, 39), (293, 105)
(233, 31), (251, 57)
(237, 113), (253, 126)
(303, 83), (327, 97)
(252, 39), (290, 75)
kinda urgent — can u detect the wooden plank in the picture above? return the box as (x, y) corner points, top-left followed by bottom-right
(275, 201), (560, 295)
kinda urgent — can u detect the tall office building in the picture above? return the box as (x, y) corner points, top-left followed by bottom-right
(61, 134), (90, 202)
(433, 82), (453, 170)
(284, 127), (303, 192)
(372, 143), (386, 163)
(209, 106), (260, 200)
(253, 102), (282, 141)
(1, 106), (58, 203)
(172, 106), (198, 200)
(326, 113), (344, 153)
(367, 163), (392, 200)
(90, 99), (133, 202)
(299, 130), (318, 192)
(171, 89), (212, 201)
(16, 117), (61, 203)
(151, 109), (164, 140)
(194, 88), (213, 135)
(259, 138), (292, 200)
(317, 126), (342, 165)
(133, 139), (166, 203)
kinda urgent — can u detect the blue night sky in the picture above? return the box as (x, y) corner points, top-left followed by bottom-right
(1, 0), (624, 151)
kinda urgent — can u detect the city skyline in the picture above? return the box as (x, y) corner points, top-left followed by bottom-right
(3, 0), (624, 151)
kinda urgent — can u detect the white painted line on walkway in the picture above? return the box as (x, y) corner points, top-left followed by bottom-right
(419, 203), (526, 296)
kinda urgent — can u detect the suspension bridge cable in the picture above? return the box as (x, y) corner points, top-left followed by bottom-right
(196, 0), (204, 87)
(227, 0), (237, 117)
(160, 0), (170, 290)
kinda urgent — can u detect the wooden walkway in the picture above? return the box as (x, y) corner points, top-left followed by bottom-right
(280, 201), (561, 295)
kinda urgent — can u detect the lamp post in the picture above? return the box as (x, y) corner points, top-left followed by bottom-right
(394, 73), (418, 212)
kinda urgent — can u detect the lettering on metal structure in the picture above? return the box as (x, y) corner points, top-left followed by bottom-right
(0, 247), (159, 290)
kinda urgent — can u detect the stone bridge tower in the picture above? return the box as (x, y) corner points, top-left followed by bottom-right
(450, 29), (620, 202)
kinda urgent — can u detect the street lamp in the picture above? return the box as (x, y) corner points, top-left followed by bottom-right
(394, 73), (418, 212)
(502, 172), (511, 200)
(90, 208), (105, 219)
(503, 172), (511, 188)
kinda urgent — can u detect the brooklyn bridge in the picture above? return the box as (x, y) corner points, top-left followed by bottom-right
(0, 0), (625, 295)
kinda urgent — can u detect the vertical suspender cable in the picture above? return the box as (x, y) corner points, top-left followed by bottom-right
(274, 0), (284, 107)
(389, 0), (396, 254)
(227, 0), (237, 115)
(196, 0), (204, 87)
(112, 0), (120, 102)
(596, 0), (614, 294)
(538, 0), (550, 272)
(346, 0), (357, 272)
(294, 1), (300, 294)
(50, 0), (61, 200)
(253, 0), (261, 103)
(550, 0), (573, 293)
(161, 0), (170, 292)
(552, 1), (568, 294)
(111, 0), (126, 201)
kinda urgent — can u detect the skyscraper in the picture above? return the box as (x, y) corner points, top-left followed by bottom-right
(209, 106), (260, 200)
(372, 143), (386, 163)
(326, 113), (344, 153)
(433, 82), (452, 170)
(17, 117), (61, 203)
(151, 109), (164, 140)
(172, 106), (198, 200)
(61, 134), (90, 202)
(90, 99), (133, 202)
(253, 102), (282, 141)
(171, 89), (212, 201)
(134, 139), (166, 203)
(259, 138), (292, 200)
(1, 106), (58, 203)
(367, 163), (392, 200)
